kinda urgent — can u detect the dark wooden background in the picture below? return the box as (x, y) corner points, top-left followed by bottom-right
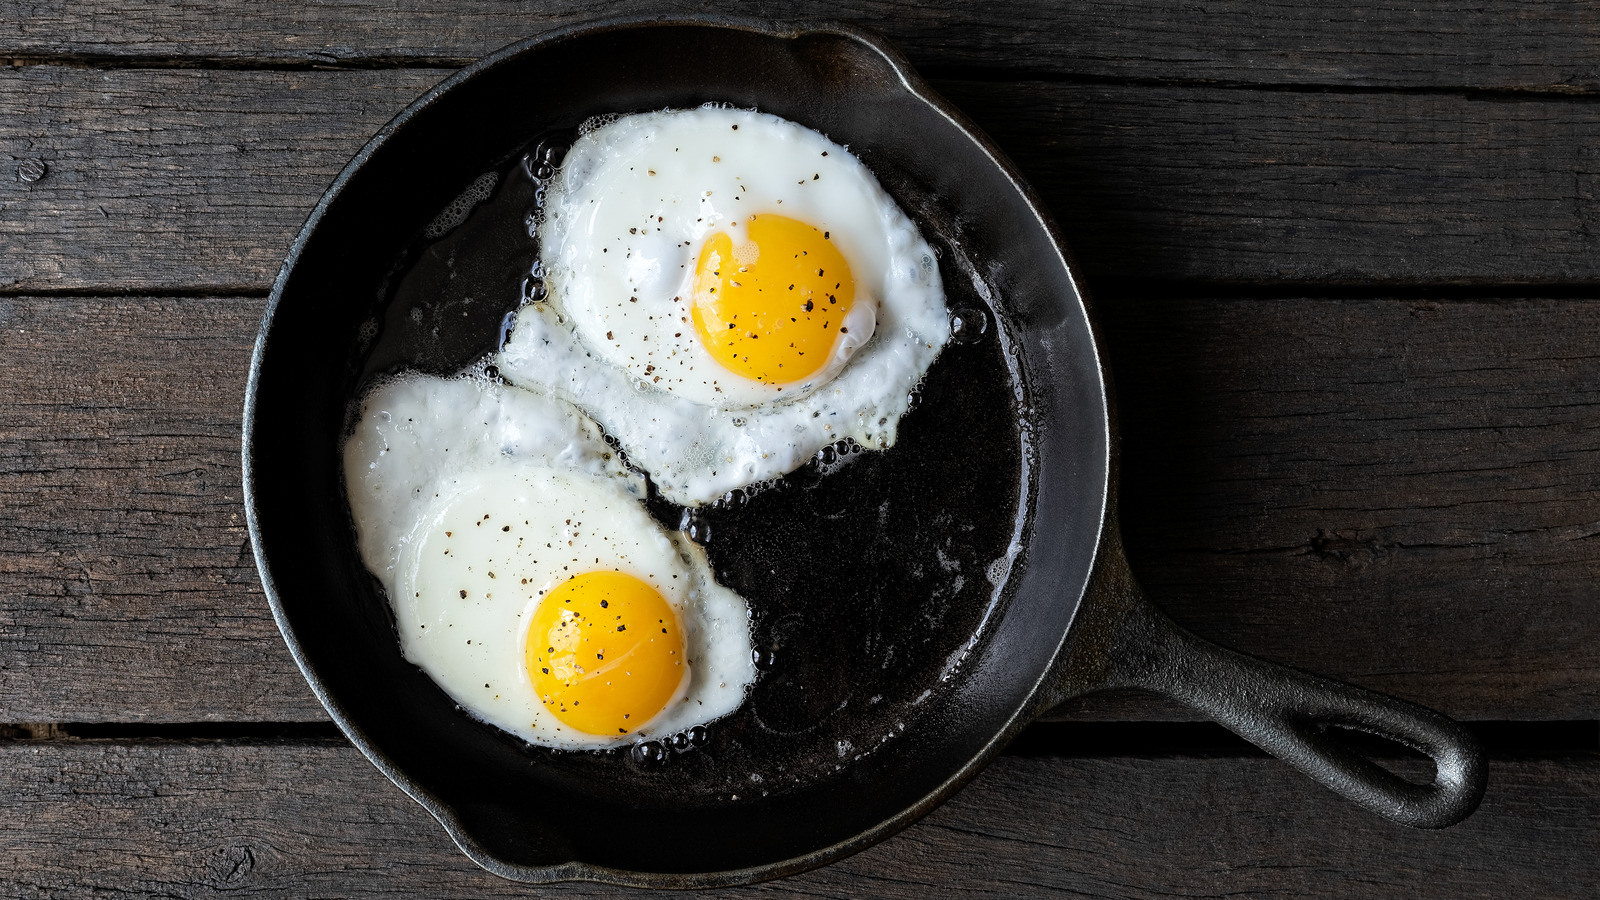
(2, 2), (1597, 896)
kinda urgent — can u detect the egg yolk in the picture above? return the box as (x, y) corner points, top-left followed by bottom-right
(525, 570), (685, 736)
(691, 213), (855, 385)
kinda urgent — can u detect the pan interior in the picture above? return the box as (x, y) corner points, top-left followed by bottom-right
(249, 21), (1105, 878)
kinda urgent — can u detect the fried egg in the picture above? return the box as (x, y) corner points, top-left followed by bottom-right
(343, 373), (755, 749)
(498, 106), (948, 506)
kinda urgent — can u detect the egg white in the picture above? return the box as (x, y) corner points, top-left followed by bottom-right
(343, 371), (641, 578)
(498, 106), (949, 506)
(343, 374), (755, 749)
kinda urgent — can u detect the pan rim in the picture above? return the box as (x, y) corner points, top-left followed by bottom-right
(242, 12), (1111, 888)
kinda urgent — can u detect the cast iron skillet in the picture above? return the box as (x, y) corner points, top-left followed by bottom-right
(244, 16), (1487, 888)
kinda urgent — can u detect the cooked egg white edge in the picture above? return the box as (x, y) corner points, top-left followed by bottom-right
(499, 113), (947, 506)
(342, 373), (754, 749)
(502, 298), (945, 507)
(341, 372), (641, 578)
(390, 465), (753, 750)
(498, 106), (951, 506)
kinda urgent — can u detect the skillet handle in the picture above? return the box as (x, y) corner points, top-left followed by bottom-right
(1053, 536), (1487, 829)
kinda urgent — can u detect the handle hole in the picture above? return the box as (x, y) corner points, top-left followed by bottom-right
(1319, 723), (1437, 785)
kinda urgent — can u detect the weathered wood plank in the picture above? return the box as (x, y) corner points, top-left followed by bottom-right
(0, 68), (447, 293)
(942, 82), (1600, 287)
(6, 0), (1600, 91)
(0, 740), (1592, 898)
(0, 295), (310, 720)
(1091, 294), (1600, 720)
(5, 68), (1600, 292)
(2, 294), (1597, 722)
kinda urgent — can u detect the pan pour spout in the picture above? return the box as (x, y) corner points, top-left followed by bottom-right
(1048, 519), (1487, 829)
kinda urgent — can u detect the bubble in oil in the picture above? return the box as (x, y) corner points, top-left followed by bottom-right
(629, 741), (668, 768)
(578, 113), (620, 136)
(356, 316), (379, 351)
(425, 170), (499, 240)
(496, 309), (518, 351)
(813, 438), (863, 477)
(949, 306), (988, 345)
(678, 509), (711, 544)
(521, 274), (547, 304)
(521, 136), (561, 237)
(987, 550), (1015, 587)
(521, 136), (570, 183)
(539, 138), (568, 161)
(713, 478), (776, 507)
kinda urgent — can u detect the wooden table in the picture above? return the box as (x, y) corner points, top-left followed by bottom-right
(3, 2), (1597, 896)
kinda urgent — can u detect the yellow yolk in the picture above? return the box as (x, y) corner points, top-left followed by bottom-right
(690, 213), (855, 385)
(525, 571), (685, 736)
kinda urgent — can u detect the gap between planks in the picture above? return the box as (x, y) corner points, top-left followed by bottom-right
(10, 53), (1600, 102)
(0, 743), (1595, 900)
(7, 0), (1600, 94)
(0, 721), (1594, 760)
(13, 69), (1600, 288)
(17, 282), (1600, 302)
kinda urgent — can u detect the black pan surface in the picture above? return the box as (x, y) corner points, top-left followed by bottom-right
(245, 16), (1481, 888)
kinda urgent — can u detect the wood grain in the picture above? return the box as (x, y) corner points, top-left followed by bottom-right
(0, 67), (446, 294)
(5, 0), (1600, 91)
(3, 294), (1596, 722)
(0, 739), (1592, 898)
(1105, 294), (1600, 720)
(0, 296), (310, 721)
(7, 68), (1600, 293)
